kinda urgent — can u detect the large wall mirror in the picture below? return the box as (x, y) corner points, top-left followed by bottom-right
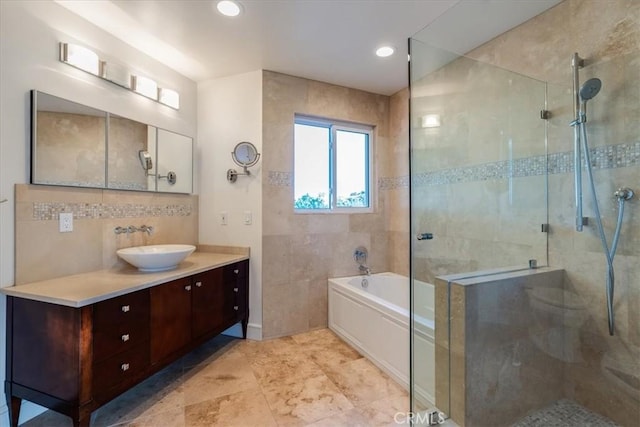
(31, 91), (193, 194)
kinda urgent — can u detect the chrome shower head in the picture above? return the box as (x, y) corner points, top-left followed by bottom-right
(579, 78), (602, 102)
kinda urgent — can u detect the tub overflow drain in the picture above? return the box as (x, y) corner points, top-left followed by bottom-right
(361, 278), (368, 288)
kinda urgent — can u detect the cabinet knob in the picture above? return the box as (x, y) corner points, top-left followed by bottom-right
(195, 281), (202, 287)
(233, 287), (238, 293)
(185, 285), (192, 291)
(121, 334), (130, 342)
(121, 305), (130, 313)
(121, 363), (130, 372)
(233, 305), (239, 311)
(234, 269), (239, 274)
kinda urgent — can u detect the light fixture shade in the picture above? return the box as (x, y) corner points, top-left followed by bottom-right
(159, 88), (180, 109)
(132, 75), (158, 100)
(60, 43), (102, 76)
(104, 61), (130, 88)
(421, 114), (441, 128)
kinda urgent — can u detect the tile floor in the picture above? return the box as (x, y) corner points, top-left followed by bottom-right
(21, 329), (410, 427)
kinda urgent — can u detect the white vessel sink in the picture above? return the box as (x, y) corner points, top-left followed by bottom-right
(117, 244), (196, 272)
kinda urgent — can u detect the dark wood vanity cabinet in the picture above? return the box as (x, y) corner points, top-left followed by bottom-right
(5, 260), (249, 427)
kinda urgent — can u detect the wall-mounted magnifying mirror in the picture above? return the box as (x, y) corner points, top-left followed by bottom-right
(227, 141), (260, 183)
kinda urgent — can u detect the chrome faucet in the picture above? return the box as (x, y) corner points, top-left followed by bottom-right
(114, 225), (154, 235)
(359, 264), (371, 276)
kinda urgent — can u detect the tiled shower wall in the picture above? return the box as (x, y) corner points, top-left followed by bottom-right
(261, 71), (410, 338)
(465, 1), (639, 424)
(15, 184), (198, 285)
(411, 0), (638, 424)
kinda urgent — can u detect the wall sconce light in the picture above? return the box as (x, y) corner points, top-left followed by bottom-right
(59, 43), (103, 76)
(58, 42), (180, 110)
(421, 114), (441, 128)
(159, 88), (180, 110)
(131, 75), (158, 100)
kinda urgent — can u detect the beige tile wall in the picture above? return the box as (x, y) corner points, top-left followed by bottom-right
(442, 269), (566, 426)
(262, 71), (411, 339)
(15, 184), (198, 284)
(416, 0), (639, 424)
(462, 0), (639, 424)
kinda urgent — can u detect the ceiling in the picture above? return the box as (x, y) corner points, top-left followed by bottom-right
(56, 0), (562, 96)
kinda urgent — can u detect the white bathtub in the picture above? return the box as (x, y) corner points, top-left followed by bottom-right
(328, 272), (435, 405)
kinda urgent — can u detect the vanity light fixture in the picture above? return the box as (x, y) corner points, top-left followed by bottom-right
(217, 0), (242, 17)
(375, 46), (395, 58)
(58, 42), (180, 110)
(104, 61), (131, 89)
(421, 114), (441, 128)
(132, 75), (158, 100)
(60, 43), (103, 76)
(159, 88), (180, 110)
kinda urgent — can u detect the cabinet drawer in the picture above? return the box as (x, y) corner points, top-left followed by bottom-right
(93, 321), (150, 363)
(93, 289), (149, 331)
(223, 261), (247, 282)
(92, 345), (149, 392)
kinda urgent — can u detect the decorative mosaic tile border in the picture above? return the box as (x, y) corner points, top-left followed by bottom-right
(379, 176), (409, 190)
(268, 171), (293, 187)
(266, 141), (638, 191)
(33, 202), (192, 220)
(413, 141), (639, 187)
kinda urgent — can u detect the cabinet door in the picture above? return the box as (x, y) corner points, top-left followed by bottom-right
(191, 268), (228, 339)
(150, 277), (192, 364)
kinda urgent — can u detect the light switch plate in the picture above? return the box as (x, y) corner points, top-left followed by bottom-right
(244, 211), (252, 225)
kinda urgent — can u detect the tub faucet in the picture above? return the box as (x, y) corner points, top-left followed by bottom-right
(359, 265), (371, 276)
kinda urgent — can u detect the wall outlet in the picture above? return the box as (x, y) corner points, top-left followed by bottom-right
(59, 212), (73, 232)
(220, 211), (228, 225)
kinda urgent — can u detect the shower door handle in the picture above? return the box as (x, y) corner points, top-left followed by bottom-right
(416, 233), (433, 240)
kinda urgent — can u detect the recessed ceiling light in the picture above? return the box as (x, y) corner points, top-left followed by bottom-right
(217, 0), (242, 17)
(375, 46), (395, 58)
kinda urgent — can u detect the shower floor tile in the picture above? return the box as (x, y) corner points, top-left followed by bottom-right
(512, 399), (619, 427)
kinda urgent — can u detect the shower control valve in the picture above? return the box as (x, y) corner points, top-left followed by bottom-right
(614, 187), (634, 201)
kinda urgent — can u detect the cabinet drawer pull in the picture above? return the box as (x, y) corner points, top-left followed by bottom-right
(121, 305), (130, 313)
(233, 287), (238, 293)
(195, 281), (202, 287)
(121, 334), (130, 342)
(185, 285), (192, 291)
(121, 363), (130, 372)
(233, 305), (239, 311)
(234, 269), (239, 274)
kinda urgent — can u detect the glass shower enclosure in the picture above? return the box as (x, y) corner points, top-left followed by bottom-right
(409, 35), (549, 424)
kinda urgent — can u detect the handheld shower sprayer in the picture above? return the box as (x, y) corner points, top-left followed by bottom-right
(578, 77), (602, 123)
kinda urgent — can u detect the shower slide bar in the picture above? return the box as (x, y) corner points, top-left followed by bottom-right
(572, 52), (586, 232)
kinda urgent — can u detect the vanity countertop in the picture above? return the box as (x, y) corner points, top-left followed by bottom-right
(0, 251), (249, 308)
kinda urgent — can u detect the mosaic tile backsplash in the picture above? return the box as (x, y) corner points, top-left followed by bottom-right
(33, 202), (193, 220)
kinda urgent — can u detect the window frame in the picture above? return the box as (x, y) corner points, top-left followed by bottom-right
(294, 115), (374, 214)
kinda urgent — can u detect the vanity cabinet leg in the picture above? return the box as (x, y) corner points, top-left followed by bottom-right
(8, 396), (21, 427)
(242, 316), (248, 339)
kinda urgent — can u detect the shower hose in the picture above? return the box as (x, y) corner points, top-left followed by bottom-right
(579, 123), (626, 336)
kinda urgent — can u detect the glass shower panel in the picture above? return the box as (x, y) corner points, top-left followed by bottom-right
(409, 36), (548, 423)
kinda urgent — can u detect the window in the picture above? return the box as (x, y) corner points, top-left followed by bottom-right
(294, 116), (373, 212)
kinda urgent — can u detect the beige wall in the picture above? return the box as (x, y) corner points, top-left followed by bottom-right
(261, 70), (404, 338)
(15, 184), (198, 285)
